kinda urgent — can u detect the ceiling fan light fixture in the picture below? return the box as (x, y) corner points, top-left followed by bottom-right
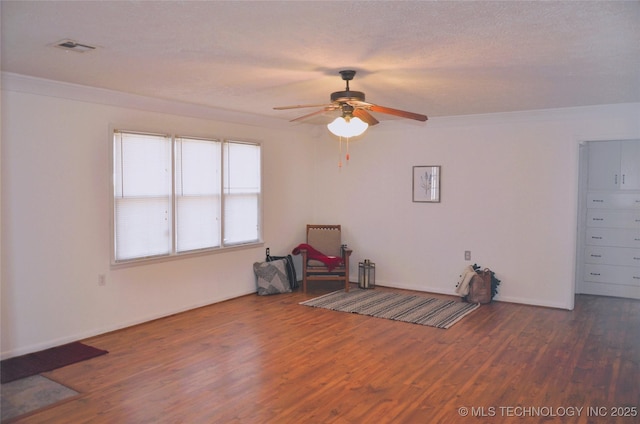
(327, 116), (368, 138)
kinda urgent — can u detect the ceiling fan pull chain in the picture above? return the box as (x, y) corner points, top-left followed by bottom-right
(338, 136), (343, 168)
(346, 137), (350, 163)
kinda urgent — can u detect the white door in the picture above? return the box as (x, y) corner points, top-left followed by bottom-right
(621, 140), (640, 189)
(587, 141), (621, 190)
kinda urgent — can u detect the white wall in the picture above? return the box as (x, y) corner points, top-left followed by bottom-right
(1, 79), (315, 357)
(312, 104), (640, 309)
(2, 74), (639, 357)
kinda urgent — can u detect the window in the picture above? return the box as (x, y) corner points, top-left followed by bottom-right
(223, 141), (261, 245)
(175, 136), (221, 252)
(113, 130), (261, 263)
(114, 132), (172, 260)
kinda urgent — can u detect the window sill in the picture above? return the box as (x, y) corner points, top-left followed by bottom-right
(111, 240), (264, 269)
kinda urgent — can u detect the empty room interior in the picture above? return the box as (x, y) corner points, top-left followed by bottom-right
(1, 1), (639, 423)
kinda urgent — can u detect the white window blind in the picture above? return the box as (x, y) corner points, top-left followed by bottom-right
(175, 137), (221, 252)
(113, 131), (261, 263)
(114, 131), (172, 261)
(224, 141), (261, 245)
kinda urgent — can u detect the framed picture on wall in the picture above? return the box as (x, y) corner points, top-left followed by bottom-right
(412, 165), (441, 203)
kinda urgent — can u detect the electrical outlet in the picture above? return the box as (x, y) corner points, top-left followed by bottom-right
(98, 274), (106, 286)
(464, 251), (471, 261)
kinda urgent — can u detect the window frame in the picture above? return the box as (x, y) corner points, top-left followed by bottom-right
(110, 128), (263, 267)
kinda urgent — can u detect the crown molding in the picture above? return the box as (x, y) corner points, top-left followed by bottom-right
(1, 72), (288, 129)
(427, 102), (640, 129)
(4, 72), (637, 132)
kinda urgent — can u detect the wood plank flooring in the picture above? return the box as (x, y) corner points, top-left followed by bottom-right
(7, 284), (640, 423)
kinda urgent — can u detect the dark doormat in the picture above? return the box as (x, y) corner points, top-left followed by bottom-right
(1, 342), (108, 384)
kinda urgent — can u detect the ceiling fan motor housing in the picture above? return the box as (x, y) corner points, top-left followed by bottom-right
(331, 90), (365, 103)
(331, 69), (365, 103)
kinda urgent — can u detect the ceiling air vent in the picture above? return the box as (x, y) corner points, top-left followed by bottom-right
(53, 39), (97, 53)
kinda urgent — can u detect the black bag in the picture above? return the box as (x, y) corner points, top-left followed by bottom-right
(266, 248), (298, 290)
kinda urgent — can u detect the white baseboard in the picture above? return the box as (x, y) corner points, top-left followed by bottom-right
(0, 288), (256, 360)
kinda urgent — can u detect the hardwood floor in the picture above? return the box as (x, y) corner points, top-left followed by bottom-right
(8, 284), (640, 423)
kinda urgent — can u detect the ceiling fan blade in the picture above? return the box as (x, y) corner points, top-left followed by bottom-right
(369, 105), (428, 122)
(353, 108), (379, 126)
(290, 108), (335, 122)
(274, 103), (333, 110)
(346, 100), (373, 108)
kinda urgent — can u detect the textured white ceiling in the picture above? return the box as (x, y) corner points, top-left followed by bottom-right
(2, 1), (639, 126)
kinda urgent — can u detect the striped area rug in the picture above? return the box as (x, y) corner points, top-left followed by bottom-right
(300, 289), (480, 329)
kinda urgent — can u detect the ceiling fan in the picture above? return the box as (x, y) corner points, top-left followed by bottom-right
(274, 70), (428, 137)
